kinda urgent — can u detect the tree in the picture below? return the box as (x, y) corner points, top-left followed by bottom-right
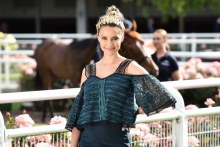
(123, 0), (220, 32)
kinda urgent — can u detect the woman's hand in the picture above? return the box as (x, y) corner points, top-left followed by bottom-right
(137, 107), (144, 114)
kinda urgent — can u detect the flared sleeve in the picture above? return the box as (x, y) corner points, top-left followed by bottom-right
(132, 74), (176, 116)
(65, 84), (84, 132)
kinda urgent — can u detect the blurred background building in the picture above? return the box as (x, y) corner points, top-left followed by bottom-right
(0, 0), (219, 33)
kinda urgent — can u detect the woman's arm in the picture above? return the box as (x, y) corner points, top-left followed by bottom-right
(71, 127), (81, 147)
(70, 68), (87, 147)
(127, 61), (176, 115)
(126, 61), (147, 115)
(171, 70), (183, 81)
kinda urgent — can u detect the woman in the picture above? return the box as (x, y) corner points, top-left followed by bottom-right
(151, 29), (182, 81)
(65, 6), (176, 147)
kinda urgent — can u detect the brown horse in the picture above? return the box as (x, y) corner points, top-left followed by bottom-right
(34, 30), (158, 122)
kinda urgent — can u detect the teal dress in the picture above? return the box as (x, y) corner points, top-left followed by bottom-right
(65, 59), (176, 147)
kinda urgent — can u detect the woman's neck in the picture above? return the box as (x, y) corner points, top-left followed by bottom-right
(99, 54), (124, 65)
(156, 46), (167, 58)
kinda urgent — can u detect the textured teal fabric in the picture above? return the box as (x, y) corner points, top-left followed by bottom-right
(65, 73), (176, 132)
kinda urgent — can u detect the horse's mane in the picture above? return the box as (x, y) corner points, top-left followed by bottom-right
(125, 31), (145, 44)
(69, 38), (98, 51)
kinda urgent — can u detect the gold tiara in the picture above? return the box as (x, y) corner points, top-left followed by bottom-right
(96, 15), (125, 31)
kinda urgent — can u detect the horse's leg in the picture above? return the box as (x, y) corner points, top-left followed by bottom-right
(41, 72), (55, 122)
(42, 101), (54, 121)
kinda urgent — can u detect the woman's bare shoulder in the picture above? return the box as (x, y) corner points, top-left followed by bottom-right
(126, 61), (149, 75)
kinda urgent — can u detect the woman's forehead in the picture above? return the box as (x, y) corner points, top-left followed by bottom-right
(153, 32), (163, 36)
(98, 26), (123, 35)
(154, 32), (166, 38)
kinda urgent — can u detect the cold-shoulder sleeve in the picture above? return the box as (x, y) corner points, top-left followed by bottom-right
(132, 74), (176, 116)
(65, 85), (84, 132)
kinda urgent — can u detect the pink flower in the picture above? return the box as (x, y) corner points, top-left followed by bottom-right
(196, 63), (206, 71)
(188, 58), (202, 64)
(204, 98), (215, 107)
(49, 116), (67, 125)
(185, 104), (199, 110)
(188, 136), (200, 146)
(211, 61), (220, 68)
(194, 73), (204, 79)
(182, 72), (190, 80)
(160, 107), (174, 113)
(15, 114), (34, 127)
(27, 134), (52, 144)
(129, 128), (141, 137)
(129, 129), (137, 137)
(143, 133), (160, 146)
(36, 134), (52, 143)
(26, 136), (37, 144)
(205, 67), (218, 77)
(63, 85), (69, 89)
(180, 58), (220, 80)
(135, 123), (150, 132)
(25, 68), (36, 77)
(35, 142), (52, 147)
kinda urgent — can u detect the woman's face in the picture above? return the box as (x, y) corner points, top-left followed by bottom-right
(97, 26), (124, 55)
(152, 32), (166, 50)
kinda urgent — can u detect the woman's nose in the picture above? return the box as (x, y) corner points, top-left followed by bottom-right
(107, 40), (114, 46)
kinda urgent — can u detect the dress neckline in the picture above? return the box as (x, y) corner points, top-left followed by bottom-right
(92, 73), (118, 80)
(94, 59), (129, 79)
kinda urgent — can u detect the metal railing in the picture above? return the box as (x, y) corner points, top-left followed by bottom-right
(2, 108), (219, 147)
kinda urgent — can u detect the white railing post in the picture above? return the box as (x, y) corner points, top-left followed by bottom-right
(175, 111), (188, 147)
(170, 86), (188, 147)
(0, 112), (5, 147)
(191, 38), (197, 58)
(165, 85), (188, 147)
(180, 34), (187, 61)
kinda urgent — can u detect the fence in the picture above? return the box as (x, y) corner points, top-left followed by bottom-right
(2, 109), (220, 147)
(1, 78), (220, 146)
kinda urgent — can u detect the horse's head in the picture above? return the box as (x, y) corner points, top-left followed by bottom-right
(120, 30), (159, 76)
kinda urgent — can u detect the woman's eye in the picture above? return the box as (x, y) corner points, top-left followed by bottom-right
(112, 37), (119, 40)
(102, 37), (107, 40)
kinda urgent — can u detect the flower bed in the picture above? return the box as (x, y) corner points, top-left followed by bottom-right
(179, 58), (220, 107)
